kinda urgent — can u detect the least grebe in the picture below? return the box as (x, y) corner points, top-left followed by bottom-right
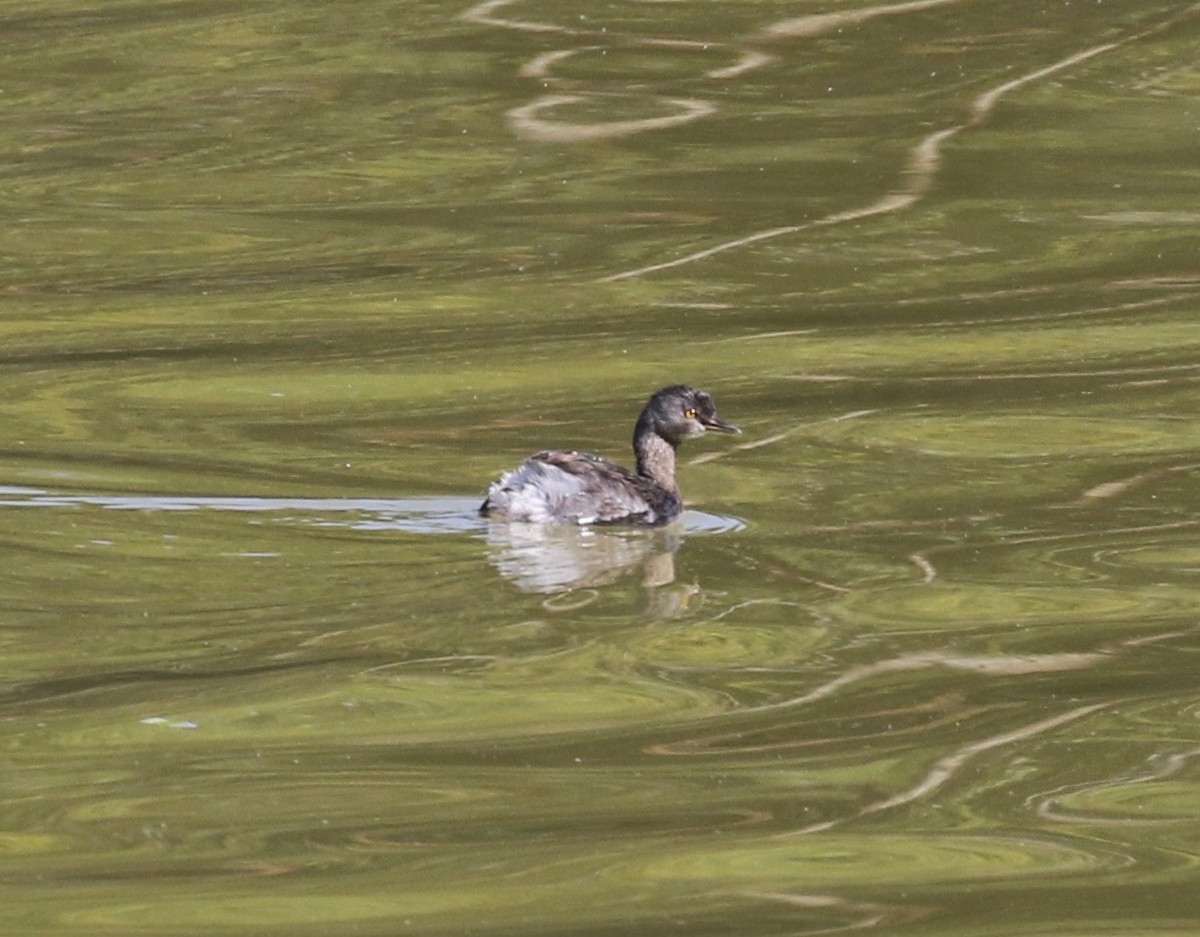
(481, 385), (739, 526)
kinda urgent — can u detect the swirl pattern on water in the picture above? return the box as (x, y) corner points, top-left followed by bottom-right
(461, 0), (1200, 283)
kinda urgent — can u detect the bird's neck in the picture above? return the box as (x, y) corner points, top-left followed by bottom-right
(634, 431), (678, 493)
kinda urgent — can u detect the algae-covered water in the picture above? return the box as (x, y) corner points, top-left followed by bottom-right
(4, 1), (1200, 934)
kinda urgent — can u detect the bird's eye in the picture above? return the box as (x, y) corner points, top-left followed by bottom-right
(684, 408), (697, 420)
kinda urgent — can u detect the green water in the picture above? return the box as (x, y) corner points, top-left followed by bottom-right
(3, 0), (1200, 934)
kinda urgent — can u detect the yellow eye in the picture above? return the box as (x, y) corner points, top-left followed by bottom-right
(684, 408), (697, 419)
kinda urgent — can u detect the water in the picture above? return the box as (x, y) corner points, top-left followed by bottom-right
(3, 0), (1200, 933)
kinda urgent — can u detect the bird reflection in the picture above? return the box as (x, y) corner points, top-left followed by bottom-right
(483, 520), (701, 615)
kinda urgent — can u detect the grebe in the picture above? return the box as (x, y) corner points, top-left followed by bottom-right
(481, 385), (739, 526)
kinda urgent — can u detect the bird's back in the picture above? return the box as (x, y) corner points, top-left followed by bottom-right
(481, 450), (678, 525)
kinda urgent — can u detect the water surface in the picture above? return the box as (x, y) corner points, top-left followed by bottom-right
(3, 1), (1200, 934)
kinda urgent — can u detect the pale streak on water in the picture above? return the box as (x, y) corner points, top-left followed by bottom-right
(0, 486), (485, 532)
(0, 486), (741, 534)
(791, 702), (1114, 835)
(601, 4), (1200, 281)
